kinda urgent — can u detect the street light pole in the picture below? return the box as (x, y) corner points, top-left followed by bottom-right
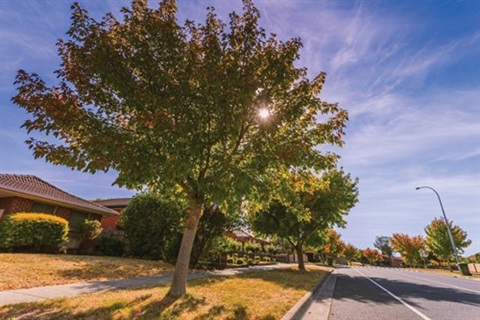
(416, 186), (464, 274)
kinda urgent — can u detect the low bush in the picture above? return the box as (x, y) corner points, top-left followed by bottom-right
(244, 241), (262, 253)
(72, 219), (103, 254)
(0, 213), (68, 253)
(262, 256), (271, 262)
(247, 258), (254, 265)
(226, 258), (234, 264)
(236, 258), (244, 265)
(95, 237), (124, 256)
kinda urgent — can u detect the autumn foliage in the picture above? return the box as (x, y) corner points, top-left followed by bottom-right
(362, 247), (382, 264)
(390, 233), (425, 267)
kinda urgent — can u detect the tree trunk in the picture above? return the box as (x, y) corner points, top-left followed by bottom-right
(168, 198), (203, 298)
(295, 243), (306, 271)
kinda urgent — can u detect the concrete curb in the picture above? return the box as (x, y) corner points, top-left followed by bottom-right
(281, 269), (334, 320)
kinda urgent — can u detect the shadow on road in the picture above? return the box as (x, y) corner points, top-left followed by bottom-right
(332, 272), (479, 308)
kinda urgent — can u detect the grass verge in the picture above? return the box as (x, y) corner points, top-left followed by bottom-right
(0, 266), (329, 319)
(0, 253), (174, 290)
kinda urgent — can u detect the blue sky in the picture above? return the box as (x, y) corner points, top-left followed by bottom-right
(1, 0), (479, 256)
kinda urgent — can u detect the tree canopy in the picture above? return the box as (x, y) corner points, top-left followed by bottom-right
(251, 169), (358, 270)
(12, 0), (349, 296)
(424, 217), (471, 263)
(390, 233), (425, 267)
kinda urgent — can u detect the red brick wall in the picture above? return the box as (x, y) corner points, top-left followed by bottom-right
(101, 215), (120, 230)
(55, 206), (71, 220)
(0, 197), (33, 215)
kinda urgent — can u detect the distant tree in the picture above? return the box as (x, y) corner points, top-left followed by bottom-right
(321, 229), (344, 265)
(424, 218), (471, 266)
(340, 243), (358, 265)
(12, 0), (348, 297)
(363, 247), (382, 265)
(374, 235), (393, 265)
(252, 169), (358, 270)
(390, 233), (425, 267)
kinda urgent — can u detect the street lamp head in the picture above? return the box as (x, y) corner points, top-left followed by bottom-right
(416, 187), (421, 190)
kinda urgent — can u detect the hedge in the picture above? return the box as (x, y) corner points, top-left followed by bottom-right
(0, 212), (69, 253)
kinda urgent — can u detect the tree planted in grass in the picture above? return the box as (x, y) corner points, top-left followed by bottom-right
(390, 233), (425, 267)
(424, 218), (471, 266)
(12, 0), (348, 297)
(252, 169), (358, 270)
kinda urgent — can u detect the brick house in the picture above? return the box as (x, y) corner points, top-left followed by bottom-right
(0, 174), (118, 230)
(93, 198), (131, 230)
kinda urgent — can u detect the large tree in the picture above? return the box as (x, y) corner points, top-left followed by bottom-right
(252, 169), (358, 270)
(12, 0), (348, 297)
(425, 217), (471, 265)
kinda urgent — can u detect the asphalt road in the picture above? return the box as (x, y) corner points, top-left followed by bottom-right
(328, 266), (480, 320)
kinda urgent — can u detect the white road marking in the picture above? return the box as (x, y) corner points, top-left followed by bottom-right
(354, 268), (432, 320)
(386, 269), (480, 294)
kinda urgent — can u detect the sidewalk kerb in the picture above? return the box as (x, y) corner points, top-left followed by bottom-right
(281, 268), (334, 320)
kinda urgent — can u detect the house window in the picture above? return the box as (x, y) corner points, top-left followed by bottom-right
(31, 202), (55, 214)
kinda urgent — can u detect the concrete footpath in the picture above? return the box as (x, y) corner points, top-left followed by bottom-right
(282, 269), (337, 320)
(0, 263), (290, 306)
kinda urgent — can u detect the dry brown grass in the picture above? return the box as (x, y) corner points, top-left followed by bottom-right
(0, 266), (330, 319)
(0, 253), (174, 290)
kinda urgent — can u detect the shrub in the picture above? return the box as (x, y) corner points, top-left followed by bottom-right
(226, 258), (234, 264)
(0, 213), (68, 253)
(247, 258), (254, 265)
(72, 219), (103, 253)
(236, 258), (244, 265)
(262, 256), (271, 262)
(121, 193), (185, 261)
(95, 237), (124, 256)
(244, 241), (262, 253)
(254, 255), (261, 261)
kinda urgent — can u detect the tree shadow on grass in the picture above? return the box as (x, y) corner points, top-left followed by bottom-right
(0, 289), (210, 320)
(0, 294), (153, 320)
(188, 267), (329, 292)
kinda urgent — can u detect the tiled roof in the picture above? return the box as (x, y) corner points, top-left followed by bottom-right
(93, 198), (132, 208)
(0, 174), (118, 216)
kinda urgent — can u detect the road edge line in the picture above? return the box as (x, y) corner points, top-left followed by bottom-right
(354, 268), (432, 320)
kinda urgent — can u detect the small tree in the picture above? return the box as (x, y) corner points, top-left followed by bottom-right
(390, 233), (425, 267)
(424, 217), (471, 267)
(252, 169), (358, 270)
(341, 243), (358, 265)
(363, 247), (382, 265)
(374, 235), (393, 265)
